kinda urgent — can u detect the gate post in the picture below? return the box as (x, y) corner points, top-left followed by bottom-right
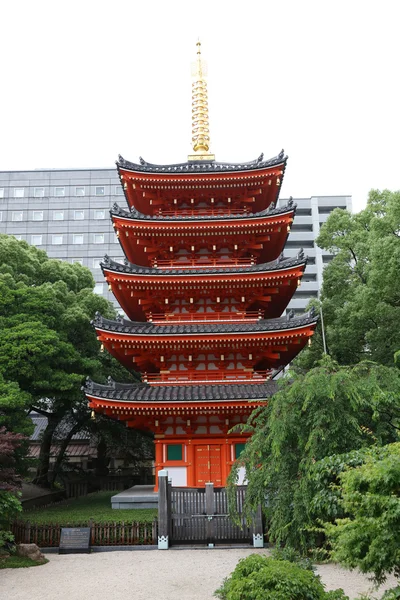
(205, 482), (215, 547)
(253, 503), (264, 548)
(158, 469), (170, 549)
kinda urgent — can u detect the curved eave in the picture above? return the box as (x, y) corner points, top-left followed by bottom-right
(116, 153), (287, 178)
(85, 379), (277, 406)
(93, 318), (318, 343)
(111, 207), (295, 230)
(102, 259), (307, 283)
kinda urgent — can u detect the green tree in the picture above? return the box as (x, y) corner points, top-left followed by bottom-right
(313, 189), (400, 367)
(325, 443), (400, 586)
(0, 235), (137, 486)
(228, 357), (400, 551)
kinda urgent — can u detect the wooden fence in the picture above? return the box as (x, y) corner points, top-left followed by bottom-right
(11, 519), (158, 547)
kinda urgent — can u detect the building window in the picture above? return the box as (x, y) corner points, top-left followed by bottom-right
(0, 189), (4, 198)
(31, 235), (43, 246)
(0, 212), (2, 221)
(52, 235), (63, 245)
(94, 209), (105, 219)
(74, 210), (84, 220)
(75, 186), (85, 197)
(167, 444), (183, 461)
(95, 186), (105, 196)
(32, 211), (43, 221)
(72, 259), (83, 265)
(55, 187), (65, 197)
(13, 235), (22, 241)
(115, 186), (123, 195)
(235, 443), (246, 460)
(73, 234), (84, 245)
(34, 187), (45, 198)
(93, 258), (102, 269)
(12, 211), (23, 222)
(53, 211), (64, 220)
(14, 188), (24, 198)
(94, 283), (103, 295)
(93, 233), (105, 244)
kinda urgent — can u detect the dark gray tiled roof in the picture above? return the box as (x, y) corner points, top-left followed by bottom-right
(101, 253), (307, 277)
(116, 150), (287, 174)
(85, 378), (277, 403)
(92, 309), (318, 335)
(110, 199), (295, 222)
(30, 414), (90, 442)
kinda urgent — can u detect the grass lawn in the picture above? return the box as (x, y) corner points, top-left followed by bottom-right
(0, 555), (48, 569)
(19, 491), (157, 525)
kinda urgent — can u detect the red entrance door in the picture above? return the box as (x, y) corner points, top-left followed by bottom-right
(195, 445), (222, 486)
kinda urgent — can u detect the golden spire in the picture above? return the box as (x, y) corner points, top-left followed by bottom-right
(188, 40), (215, 162)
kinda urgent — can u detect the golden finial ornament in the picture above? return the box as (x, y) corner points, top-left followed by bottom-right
(188, 40), (215, 162)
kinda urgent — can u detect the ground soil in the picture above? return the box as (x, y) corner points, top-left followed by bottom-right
(0, 548), (397, 600)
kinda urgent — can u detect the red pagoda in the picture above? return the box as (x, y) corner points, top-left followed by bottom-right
(85, 43), (317, 489)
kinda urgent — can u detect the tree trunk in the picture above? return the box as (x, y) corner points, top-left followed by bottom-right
(32, 415), (60, 487)
(48, 420), (86, 486)
(95, 437), (109, 476)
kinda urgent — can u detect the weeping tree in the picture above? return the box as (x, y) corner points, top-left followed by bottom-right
(228, 357), (400, 552)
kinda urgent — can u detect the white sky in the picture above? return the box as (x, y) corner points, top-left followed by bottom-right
(1, 0), (399, 212)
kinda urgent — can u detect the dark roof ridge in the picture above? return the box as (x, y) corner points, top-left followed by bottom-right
(110, 198), (296, 222)
(101, 251), (307, 276)
(92, 307), (318, 336)
(116, 150), (287, 174)
(84, 378), (278, 402)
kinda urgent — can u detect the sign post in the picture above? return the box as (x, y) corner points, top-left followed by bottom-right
(59, 527), (91, 554)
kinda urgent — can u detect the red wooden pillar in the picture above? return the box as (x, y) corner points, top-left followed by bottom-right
(154, 441), (163, 491)
(186, 440), (195, 487)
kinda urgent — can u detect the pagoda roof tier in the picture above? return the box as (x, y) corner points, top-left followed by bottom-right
(117, 151), (287, 215)
(85, 379), (277, 424)
(112, 201), (295, 266)
(117, 151), (287, 175)
(101, 253), (307, 321)
(93, 310), (317, 337)
(92, 310), (318, 372)
(102, 252), (305, 277)
(111, 199), (294, 222)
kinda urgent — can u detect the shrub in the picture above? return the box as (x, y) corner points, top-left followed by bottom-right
(271, 545), (315, 571)
(214, 554), (349, 600)
(381, 588), (400, 600)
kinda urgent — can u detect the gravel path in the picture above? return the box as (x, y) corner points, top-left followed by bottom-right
(1, 548), (397, 600)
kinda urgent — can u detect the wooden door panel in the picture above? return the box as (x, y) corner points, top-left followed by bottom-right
(194, 445), (222, 486)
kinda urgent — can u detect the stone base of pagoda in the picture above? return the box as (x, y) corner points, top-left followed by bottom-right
(111, 485), (158, 509)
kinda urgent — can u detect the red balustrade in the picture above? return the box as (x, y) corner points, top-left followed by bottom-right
(153, 257), (256, 269)
(148, 310), (264, 324)
(143, 369), (271, 386)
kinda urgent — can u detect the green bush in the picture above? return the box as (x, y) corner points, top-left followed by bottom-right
(381, 588), (400, 600)
(271, 545), (315, 571)
(214, 555), (349, 600)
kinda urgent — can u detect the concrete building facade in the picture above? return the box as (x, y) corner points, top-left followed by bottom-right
(0, 167), (352, 312)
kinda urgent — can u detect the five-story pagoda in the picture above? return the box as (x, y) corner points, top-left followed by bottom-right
(85, 43), (317, 488)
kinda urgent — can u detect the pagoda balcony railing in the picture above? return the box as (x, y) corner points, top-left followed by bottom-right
(148, 310), (264, 324)
(153, 257), (256, 269)
(143, 369), (271, 386)
(158, 208), (251, 217)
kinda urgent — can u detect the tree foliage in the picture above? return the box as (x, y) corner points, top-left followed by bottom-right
(308, 189), (400, 367)
(228, 357), (400, 551)
(0, 235), (139, 486)
(325, 443), (400, 586)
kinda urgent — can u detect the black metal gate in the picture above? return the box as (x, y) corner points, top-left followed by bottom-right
(170, 485), (251, 544)
(157, 473), (263, 547)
